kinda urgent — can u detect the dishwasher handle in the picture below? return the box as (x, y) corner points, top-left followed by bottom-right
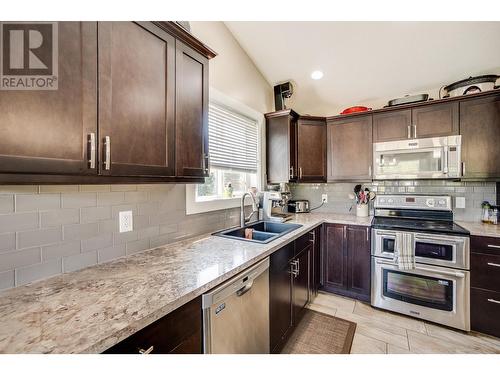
(236, 280), (254, 297)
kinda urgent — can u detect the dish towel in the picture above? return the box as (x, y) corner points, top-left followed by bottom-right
(395, 232), (415, 270)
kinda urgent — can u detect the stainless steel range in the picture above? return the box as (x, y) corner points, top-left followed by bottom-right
(371, 194), (471, 331)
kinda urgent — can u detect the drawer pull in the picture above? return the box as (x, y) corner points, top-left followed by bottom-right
(487, 298), (500, 305)
(487, 244), (500, 249)
(487, 262), (500, 268)
(138, 345), (154, 354)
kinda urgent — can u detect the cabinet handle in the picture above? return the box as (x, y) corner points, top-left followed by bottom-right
(487, 298), (500, 305)
(462, 162), (466, 176)
(413, 124), (417, 138)
(138, 345), (154, 354)
(407, 125), (411, 139)
(299, 167), (303, 179)
(290, 166), (294, 179)
(368, 165), (372, 177)
(297, 259), (300, 275)
(487, 244), (500, 249)
(204, 153), (210, 174)
(487, 262), (500, 267)
(366, 227), (369, 242)
(103, 136), (111, 171)
(87, 133), (96, 169)
(343, 226), (346, 239)
(309, 230), (315, 243)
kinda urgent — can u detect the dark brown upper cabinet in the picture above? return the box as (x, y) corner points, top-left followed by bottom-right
(373, 102), (458, 142)
(175, 41), (209, 178)
(412, 102), (459, 138)
(460, 94), (500, 179)
(265, 110), (299, 183)
(372, 109), (412, 142)
(0, 21), (215, 184)
(327, 115), (373, 181)
(0, 22), (97, 176)
(98, 22), (175, 177)
(297, 117), (327, 182)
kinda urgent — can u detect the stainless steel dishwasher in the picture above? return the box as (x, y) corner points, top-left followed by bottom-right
(202, 257), (270, 354)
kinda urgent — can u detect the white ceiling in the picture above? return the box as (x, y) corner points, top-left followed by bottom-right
(225, 22), (500, 116)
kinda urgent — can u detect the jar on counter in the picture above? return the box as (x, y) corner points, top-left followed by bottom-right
(481, 201), (491, 223)
(491, 206), (499, 225)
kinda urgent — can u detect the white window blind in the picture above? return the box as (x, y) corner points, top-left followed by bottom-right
(208, 102), (258, 173)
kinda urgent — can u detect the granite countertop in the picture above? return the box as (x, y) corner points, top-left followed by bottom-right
(456, 221), (500, 238)
(0, 213), (372, 354)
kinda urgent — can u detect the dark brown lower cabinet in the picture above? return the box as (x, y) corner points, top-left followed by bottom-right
(310, 226), (322, 297)
(269, 230), (315, 353)
(103, 296), (202, 354)
(322, 223), (371, 302)
(470, 235), (500, 338)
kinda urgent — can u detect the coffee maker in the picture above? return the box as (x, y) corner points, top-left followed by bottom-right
(261, 191), (293, 223)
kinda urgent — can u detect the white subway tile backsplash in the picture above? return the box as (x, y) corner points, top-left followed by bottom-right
(16, 259), (62, 286)
(62, 193), (97, 209)
(63, 223), (99, 241)
(0, 233), (16, 253)
(126, 238), (150, 255)
(0, 212), (39, 232)
(40, 209), (80, 228)
(17, 227), (62, 249)
(42, 241), (81, 261)
(15, 194), (60, 212)
(0, 270), (15, 291)
(80, 206), (112, 223)
(63, 251), (98, 273)
(81, 233), (113, 252)
(97, 192), (125, 206)
(0, 195), (14, 214)
(0, 248), (41, 272)
(98, 244), (126, 263)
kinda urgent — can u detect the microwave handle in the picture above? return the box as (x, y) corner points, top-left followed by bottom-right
(443, 146), (449, 174)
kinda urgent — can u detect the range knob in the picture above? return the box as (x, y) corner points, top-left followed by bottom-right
(388, 198), (394, 204)
(438, 199), (446, 205)
(426, 199), (435, 207)
(380, 198), (386, 203)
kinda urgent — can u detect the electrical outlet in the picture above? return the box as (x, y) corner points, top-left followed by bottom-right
(455, 197), (466, 209)
(119, 211), (133, 233)
(322, 194), (328, 203)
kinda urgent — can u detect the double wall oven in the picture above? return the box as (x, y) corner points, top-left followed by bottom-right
(371, 195), (471, 331)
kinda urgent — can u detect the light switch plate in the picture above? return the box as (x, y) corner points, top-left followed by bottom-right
(322, 194), (328, 203)
(119, 211), (133, 233)
(455, 197), (466, 209)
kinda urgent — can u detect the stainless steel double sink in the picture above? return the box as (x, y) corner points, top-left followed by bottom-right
(213, 221), (302, 244)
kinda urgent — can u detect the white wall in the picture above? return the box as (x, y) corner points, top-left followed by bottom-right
(190, 22), (274, 114)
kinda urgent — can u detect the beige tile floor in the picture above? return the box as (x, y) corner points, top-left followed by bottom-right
(309, 292), (500, 354)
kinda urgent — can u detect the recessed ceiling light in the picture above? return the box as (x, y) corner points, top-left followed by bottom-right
(311, 70), (323, 80)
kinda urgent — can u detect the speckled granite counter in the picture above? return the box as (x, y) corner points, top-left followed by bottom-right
(0, 213), (372, 354)
(457, 221), (500, 238)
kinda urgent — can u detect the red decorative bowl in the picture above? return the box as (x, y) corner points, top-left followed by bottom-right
(340, 106), (372, 115)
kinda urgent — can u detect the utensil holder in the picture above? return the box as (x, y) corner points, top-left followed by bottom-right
(356, 204), (369, 217)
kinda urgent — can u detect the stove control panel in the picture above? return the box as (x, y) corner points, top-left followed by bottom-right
(375, 195), (452, 211)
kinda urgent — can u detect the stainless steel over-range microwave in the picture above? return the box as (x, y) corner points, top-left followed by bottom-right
(372, 135), (461, 180)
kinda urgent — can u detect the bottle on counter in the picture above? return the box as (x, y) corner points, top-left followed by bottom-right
(481, 201), (491, 223)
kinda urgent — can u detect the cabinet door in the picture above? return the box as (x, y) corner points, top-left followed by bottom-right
(98, 22), (175, 177)
(327, 116), (372, 181)
(323, 224), (347, 291)
(373, 109), (412, 142)
(269, 243), (294, 353)
(460, 95), (500, 179)
(266, 114), (297, 183)
(293, 246), (311, 324)
(0, 22), (97, 175)
(346, 225), (371, 301)
(412, 102), (458, 138)
(175, 40), (209, 178)
(297, 119), (326, 182)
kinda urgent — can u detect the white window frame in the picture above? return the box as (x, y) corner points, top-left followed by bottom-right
(186, 88), (265, 215)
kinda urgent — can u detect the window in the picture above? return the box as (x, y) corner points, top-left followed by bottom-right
(186, 89), (263, 215)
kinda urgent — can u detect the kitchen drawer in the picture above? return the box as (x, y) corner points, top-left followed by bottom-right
(471, 287), (500, 338)
(471, 235), (500, 255)
(471, 253), (500, 292)
(103, 296), (202, 354)
(295, 231), (314, 256)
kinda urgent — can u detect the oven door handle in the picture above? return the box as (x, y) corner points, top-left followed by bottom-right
(414, 234), (464, 244)
(375, 259), (466, 278)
